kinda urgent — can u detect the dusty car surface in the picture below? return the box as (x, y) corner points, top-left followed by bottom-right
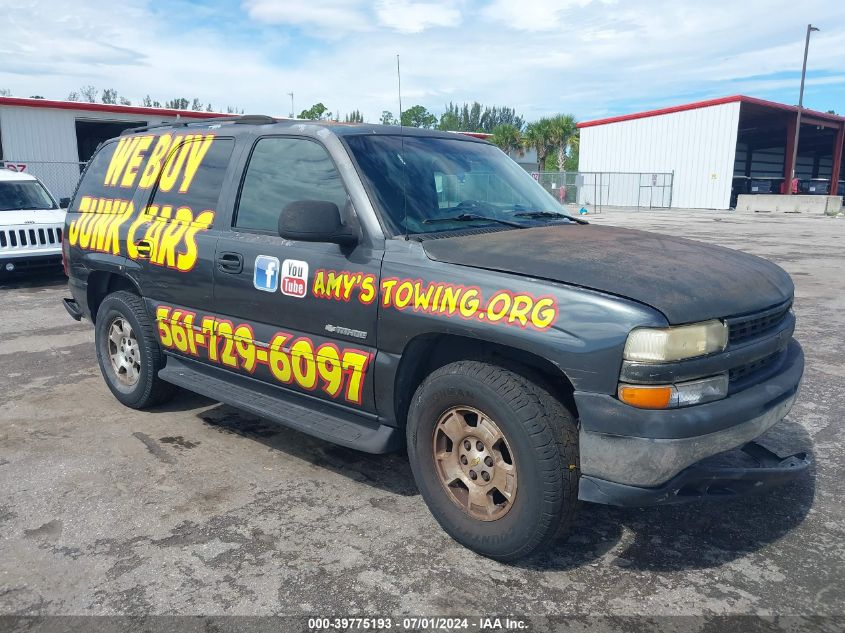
(62, 116), (808, 561)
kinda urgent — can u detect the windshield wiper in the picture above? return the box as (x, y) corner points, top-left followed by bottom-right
(422, 213), (526, 229)
(513, 210), (589, 225)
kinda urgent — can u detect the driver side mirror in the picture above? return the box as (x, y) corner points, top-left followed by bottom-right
(278, 200), (358, 246)
(59, 197), (71, 208)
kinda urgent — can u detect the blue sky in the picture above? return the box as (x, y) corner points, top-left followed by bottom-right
(2, 0), (844, 123)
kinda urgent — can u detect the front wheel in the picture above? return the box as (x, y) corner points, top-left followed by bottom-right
(406, 360), (579, 561)
(95, 291), (174, 409)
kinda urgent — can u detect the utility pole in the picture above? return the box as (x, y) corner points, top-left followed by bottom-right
(789, 24), (819, 193)
(287, 92), (294, 119)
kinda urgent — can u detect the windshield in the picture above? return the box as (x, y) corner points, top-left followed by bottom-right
(344, 135), (571, 235)
(0, 180), (58, 211)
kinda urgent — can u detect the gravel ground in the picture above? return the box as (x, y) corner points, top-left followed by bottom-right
(0, 208), (843, 622)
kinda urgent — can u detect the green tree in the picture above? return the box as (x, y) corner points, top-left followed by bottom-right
(401, 105), (436, 128)
(490, 124), (523, 156)
(101, 88), (118, 104)
(547, 114), (577, 173)
(344, 109), (364, 123)
(80, 85), (98, 103)
(0, 88), (11, 97)
(380, 110), (396, 125)
(66, 91), (79, 101)
(439, 101), (524, 133)
(438, 108), (460, 131)
(524, 118), (553, 172)
(165, 98), (190, 110)
(191, 98), (203, 111)
(299, 102), (332, 120)
(142, 95), (153, 107)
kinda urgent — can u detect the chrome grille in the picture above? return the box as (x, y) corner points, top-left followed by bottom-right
(0, 226), (62, 250)
(727, 300), (792, 345)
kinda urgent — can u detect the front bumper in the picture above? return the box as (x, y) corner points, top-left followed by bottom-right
(579, 441), (810, 506)
(0, 254), (62, 274)
(575, 340), (806, 504)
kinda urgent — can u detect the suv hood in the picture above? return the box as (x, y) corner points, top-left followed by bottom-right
(1, 208), (66, 226)
(421, 224), (793, 324)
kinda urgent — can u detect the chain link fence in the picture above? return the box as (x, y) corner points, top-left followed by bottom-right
(1, 160), (86, 202)
(533, 171), (674, 211)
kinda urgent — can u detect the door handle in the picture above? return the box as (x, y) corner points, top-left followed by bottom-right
(217, 252), (243, 274)
(135, 240), (153, 259)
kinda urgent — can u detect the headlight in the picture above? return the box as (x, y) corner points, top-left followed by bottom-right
(624, 320), (728, 362)
(618, 374), (729, 409)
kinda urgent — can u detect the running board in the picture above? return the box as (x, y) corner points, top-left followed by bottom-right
(158, 356), (400, 454)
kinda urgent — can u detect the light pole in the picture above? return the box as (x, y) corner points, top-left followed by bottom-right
(287, 92), (294, 119)
(789, 24), (819, 193)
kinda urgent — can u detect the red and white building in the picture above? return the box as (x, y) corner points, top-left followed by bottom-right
(0, 96), (229, 198)
(577, 95), (845, 209)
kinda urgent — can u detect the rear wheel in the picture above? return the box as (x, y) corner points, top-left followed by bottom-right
(95, 291), (174, 409)
(406, 360), (578, 561)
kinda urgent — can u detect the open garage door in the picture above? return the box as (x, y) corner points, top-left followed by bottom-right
(75, 119), (147, 162)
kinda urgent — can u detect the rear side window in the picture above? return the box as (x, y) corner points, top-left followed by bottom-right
(76, 135), (234, 212)
(150, 137), (234, 212)
(235, 137), (348, 232)
(76, 140), (125, 203)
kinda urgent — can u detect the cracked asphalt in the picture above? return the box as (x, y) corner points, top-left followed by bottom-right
(0, 209), (843, 618)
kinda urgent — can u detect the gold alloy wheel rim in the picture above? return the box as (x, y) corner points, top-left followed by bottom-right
(107, 316), (141, 387)
(432, 406), (518, 521)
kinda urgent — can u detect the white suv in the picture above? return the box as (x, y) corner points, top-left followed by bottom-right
(0, 169), (66, 276)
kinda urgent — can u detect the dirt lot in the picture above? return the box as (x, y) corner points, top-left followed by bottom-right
(1, 209), (843, 619)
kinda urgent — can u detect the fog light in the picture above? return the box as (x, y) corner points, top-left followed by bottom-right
(5, 263), (14, 272)
(619, 374), (729, 409)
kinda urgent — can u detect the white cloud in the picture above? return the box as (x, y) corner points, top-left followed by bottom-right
(375, 0), (462, 33)
(481, 0), (603, 31)
(0, 0), (843, 123)
(243, 0), (463, 33)
(243, 0), (372, 32)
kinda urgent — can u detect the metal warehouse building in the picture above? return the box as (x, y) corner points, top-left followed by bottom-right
(577, 95), (845, 210)
(0, 96), (226, 199)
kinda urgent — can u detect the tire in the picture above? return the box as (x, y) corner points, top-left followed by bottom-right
(406, 360), (578, 561)
(94, 290), (174, 409)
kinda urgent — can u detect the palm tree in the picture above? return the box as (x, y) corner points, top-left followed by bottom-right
(525, 119), (553, 172)
(490, 124), (523, 156)
(547, 114), (577, 173)
(565, 130), (580, 171)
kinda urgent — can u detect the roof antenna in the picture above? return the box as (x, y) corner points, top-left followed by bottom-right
(397, 54), (409, 240)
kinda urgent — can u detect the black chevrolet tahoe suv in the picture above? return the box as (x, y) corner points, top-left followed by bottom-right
(63, 116), (809, 561)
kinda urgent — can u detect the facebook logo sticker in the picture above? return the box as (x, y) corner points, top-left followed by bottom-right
(253, 255), (280, 292)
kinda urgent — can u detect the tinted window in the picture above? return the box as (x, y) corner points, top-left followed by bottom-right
(0, 180), (57, 211)
(344, 135), (570, 235)
(235, 137), (348, 232)
(77, 140), (122, 202)
(150, 137), (234, 212)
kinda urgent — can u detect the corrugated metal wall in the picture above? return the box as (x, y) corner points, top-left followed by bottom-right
(578, 102), (741, 209)
(0, 105), (182, 198)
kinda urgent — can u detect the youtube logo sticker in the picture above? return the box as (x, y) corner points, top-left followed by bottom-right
(281, 259), (309, 298)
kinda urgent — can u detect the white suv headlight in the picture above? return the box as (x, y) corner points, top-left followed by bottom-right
(624, 320), (728, 363)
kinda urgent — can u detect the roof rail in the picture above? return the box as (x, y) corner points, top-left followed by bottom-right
(120, 114), (276, 136)
(234, 114), (277, 125)
(120, 121), (184, 136)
